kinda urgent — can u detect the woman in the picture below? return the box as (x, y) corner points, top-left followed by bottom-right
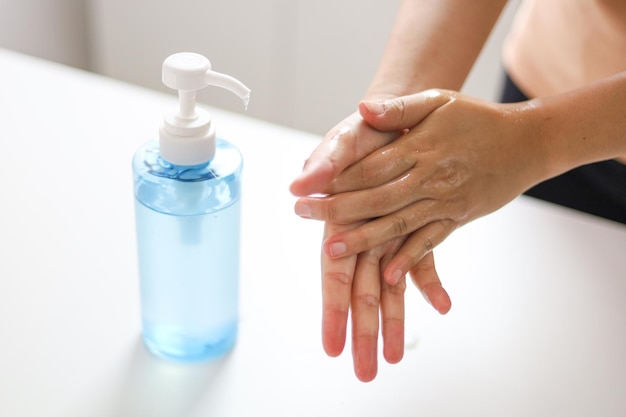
(290, 0), (626, 382)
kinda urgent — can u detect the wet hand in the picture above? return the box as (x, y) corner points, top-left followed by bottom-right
(322, 221), (450, 382)
(290, 109), (400, 197)
(290, 106), (451, 381)
(296, 90), (542, 284)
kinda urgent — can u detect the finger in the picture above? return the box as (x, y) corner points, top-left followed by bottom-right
(410, 252), (451, 315)
(321, 199), (441, 258)
(321, 222), (360, 357)
(351, 249), (382, 382)
(407, 252), (452, 315)
(359, 89), (454, 133)
(382, 220), (456, 286)
(327, 131), (416, 194)
(377, 235), (408, 365)
(290, 113), (399, 197)
(380, 274), (406, 364)
(295, 169), (424, 224)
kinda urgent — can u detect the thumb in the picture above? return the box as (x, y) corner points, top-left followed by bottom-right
(290, 112), (399, 197)
(358, 89), (454, 132)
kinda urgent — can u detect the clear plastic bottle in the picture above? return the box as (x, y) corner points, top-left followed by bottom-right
(132, 53), (250, 361)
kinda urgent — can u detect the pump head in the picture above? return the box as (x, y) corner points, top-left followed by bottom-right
(159, 52), (250, 166)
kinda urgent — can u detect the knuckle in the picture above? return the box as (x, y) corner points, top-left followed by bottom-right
(337, 125), (358, 158)
(392, 97), (407, 122)
(413, 258), (435, 274)
(382, 316), (404, 333)
(423, 88), (451, 102)
(357, 161), (372, 187)
(323, 303), (348, 317)
(421, 161), (464, 191)
(390, 215), (409, 236)
(324, 270), (352, 286)
(402, 248), (426, 271)
(322, 198), (342, 223)
(390, 150), (410, 173)
(423, 237), (434, 254)
(386, 279), (407, 295)
(323, 196), (362, 224)
(326, 125), (357, 171)
(344, 126), (357, 147)
(354, 293), (380, 308)
(355, 231), (380, 256)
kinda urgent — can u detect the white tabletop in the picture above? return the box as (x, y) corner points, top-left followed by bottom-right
(1, 48), (625, 417)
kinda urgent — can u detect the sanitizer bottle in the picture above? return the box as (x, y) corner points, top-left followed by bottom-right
(132, 52), (250, 361)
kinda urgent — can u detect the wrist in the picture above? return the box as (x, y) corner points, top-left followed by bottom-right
(495, 101), (557, 193)
(522, 74), (626, 179)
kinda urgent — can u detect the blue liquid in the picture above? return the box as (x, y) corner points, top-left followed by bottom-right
(133, 140), (242, 361)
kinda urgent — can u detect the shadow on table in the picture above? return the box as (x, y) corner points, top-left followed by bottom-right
(71, 337), (230, 417)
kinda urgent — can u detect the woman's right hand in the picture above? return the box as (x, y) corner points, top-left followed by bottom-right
(296, 90), (550, 287)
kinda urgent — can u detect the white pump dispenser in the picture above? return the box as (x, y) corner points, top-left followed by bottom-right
(159, 52), (251, 166)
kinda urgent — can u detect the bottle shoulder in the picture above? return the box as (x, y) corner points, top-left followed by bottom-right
(133, 139), (242, 216)
(133, 139), (242, 182)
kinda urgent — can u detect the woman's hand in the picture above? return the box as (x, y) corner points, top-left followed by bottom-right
(321, 221), (450, 382)
(295, 90), (546, 284)
(290, 111), (399, 197)
(290, 108), (451, 382)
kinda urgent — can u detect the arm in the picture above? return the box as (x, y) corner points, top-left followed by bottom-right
(366, 0), (509, 98)
(528, 71), (626, 178)
(297, 72), (626, 281)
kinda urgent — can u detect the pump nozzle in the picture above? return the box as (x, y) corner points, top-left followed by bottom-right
(205, 71), (251, 110)
(159, 52), (251, 166)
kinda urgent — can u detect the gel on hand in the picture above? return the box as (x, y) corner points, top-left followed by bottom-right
(132, 52), (250, 361)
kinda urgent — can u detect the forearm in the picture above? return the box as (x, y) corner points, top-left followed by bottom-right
(525, 71), (626, 180)
(366, 0), (508, 99)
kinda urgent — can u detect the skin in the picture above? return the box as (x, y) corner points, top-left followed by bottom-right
(290, 0), (621, 382)
(290, 0), (508, 382)
(292, 110), (454, 382)
(300, 74), (626, 266)
(293, 73), (626, 382)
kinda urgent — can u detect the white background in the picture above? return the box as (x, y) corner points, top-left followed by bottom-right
(0, 0), (520, 135)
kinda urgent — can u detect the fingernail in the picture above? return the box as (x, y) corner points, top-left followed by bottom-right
(302, 157), (309, 169)
(389, 269), (404, 285)
(363, 101), (387, 116)
(327, 242), (347, 257)
(294, 201), (312, 218)
(296, 158), (314, 177)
